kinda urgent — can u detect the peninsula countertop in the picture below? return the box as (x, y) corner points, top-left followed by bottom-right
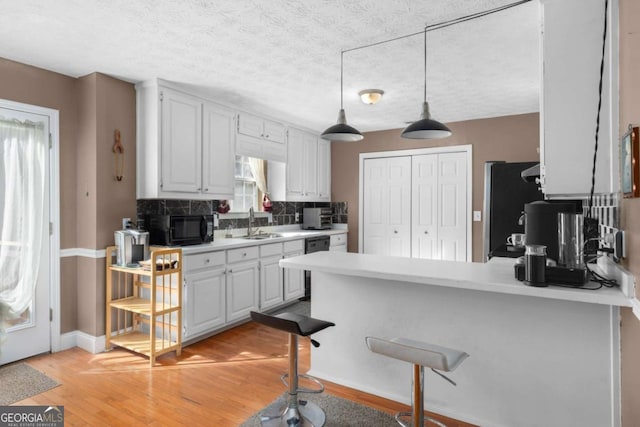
(279, 251), (632, 307)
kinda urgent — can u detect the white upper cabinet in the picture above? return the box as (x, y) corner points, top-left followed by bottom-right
(236, 112), (287, 162)
(202, 102), (235, 196)
(317, 138), (331, 201)
(286, 127), (329, 201)
(540, 0), (619, 197)
(136, 81), (235, 200)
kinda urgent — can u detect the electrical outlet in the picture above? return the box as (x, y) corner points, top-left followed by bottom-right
(122, 217), (131, 229)
(473, 211), (481, 222)
(295, 212), (300, 223)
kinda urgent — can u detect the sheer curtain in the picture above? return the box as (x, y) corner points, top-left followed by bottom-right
(0, 118), (46, 322)
(249, 157), (268, 196)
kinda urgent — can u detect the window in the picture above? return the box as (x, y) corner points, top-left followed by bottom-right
(232, 156), (258, 212)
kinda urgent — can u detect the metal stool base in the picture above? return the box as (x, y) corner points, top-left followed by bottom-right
(395, 411), (447, 427)
(259, 396), (326, 427)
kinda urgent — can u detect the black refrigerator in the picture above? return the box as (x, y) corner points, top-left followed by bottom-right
(482, 161), (543, 261)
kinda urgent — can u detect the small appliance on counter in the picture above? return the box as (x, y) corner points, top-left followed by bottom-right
(144, 214), (214, 246)
(114, 229), (150, 267)
(515, 201), (589, 286)
(302, 207), (332, 230)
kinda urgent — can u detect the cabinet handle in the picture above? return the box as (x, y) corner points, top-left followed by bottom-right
(204, 188), (209, 192)
(424, 231), (429, 234)
(205, 259), (210, 263)
(197, 187), (201, 191)
(265, 134), (269, 138)
(242, 252), (247, 257)
(228, 269), (232, 273)
(394, 230), (398, 234)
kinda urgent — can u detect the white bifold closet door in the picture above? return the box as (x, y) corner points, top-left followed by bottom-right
(412, 152), (467, 261)
(362, 152), (467, 261)
(362, 156), (411, 257)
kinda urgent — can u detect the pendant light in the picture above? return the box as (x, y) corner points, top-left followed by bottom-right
(321, 51), (363, 142)
(401, 26), (452, 139)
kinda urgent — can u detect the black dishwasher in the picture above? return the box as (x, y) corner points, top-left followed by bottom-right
(304, 235), (330, 298)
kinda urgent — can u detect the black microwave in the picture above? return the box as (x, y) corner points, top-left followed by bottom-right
(144, 214), (214, 246)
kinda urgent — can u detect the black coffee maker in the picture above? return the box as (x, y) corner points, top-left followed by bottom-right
(523, 201), (576, 262)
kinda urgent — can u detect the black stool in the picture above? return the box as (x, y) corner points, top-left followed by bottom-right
(250, 311), (335, 427)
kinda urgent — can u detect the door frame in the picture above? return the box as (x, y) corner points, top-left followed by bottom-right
(0, 98), (61, 355)
(358, 145), (473, 261)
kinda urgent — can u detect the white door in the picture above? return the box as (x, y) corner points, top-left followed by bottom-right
(0, 106), (51, 365)
(412, 155), (438, 259)
(160, 88), (202, 193)
(362, 157), (412, 257)
(437, 152), (468, 261)
(412, 153), (468, 261)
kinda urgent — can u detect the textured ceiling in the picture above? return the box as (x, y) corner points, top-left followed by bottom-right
(0, 0), (540, 133)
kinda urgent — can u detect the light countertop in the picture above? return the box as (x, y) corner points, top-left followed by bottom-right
(180, 226), (347, 255)
(279, 251), (632, 307)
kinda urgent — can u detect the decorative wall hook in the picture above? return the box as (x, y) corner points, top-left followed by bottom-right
(113, 129), (124, 181)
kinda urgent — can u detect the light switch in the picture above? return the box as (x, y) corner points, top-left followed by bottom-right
(473, 211), (482, 222)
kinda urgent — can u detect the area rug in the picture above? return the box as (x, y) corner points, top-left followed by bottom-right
(273, 300), (310, 317)
(0, 363), (60, 405)
(240, 393), (398, 427)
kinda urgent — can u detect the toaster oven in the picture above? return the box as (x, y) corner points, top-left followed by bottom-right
(302, 207), (332, 230)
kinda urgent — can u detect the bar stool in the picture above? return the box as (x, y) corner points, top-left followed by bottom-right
(365, 337), (468, 427)
(250, 311), (335, 427)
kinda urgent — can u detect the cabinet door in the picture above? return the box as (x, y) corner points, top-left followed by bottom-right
(226, 261), (259, 322)
(317, 138), (331, 201)
(183, 267), (226, 338)
(302, 133), (318, 199)
(541, 0), (617, 196)
(160, 89), (202, 193)
(286, 128), (305, 199)
(362, 157), (412, 257)
(263, 119), (286, 144)
(283, 251), (305, 301)
(237, 112), (264, 139)
(202, 103), (235, 197)
(260, 256), (284, 310)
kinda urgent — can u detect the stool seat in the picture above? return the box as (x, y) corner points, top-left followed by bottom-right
(366, 337), (468, 372)
(251, 311), (335, 337)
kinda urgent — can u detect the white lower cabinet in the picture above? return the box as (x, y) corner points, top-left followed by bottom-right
(183, 251), (227, 340)
(226, 247), (260, 322)
(260, 243), (284, 310)
(329, 232), (347, 252)
(283, 240), (305, 301)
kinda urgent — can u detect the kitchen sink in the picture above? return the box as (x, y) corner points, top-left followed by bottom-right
(241, 233), (283, 240)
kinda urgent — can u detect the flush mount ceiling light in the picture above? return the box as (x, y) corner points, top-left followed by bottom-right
(401, 26), (452, 139)
(321, 51), (364, 142)
(358, 89), (384, 105)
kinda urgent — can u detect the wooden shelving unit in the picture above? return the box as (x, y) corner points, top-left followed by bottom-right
(106, 246), (182, 366)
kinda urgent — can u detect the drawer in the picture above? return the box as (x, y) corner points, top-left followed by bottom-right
(330, 233), (347, 247)
(283, 239), (304, 253)
(227, 246), (259, 264)
(260, 242), (283, 258)
(184, 251), (225, 271)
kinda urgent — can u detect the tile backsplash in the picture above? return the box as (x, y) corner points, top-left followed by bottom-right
(136, 199), (348, 230)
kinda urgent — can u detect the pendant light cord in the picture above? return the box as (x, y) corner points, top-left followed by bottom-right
(340, 51), (344, 110)
(587, 0), (609, 220)
(423, 27), (427, 103)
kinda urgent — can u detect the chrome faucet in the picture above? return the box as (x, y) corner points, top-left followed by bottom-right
(247, 207), (255, 236)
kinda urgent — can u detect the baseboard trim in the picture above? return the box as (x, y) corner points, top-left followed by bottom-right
(60, 248), (106, 259)
(58, 331), (106, 354)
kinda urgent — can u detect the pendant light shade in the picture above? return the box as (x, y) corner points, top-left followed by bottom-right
(321, 109), (363, 142)
(321, 52), (363, 142)
(401, 26), (451, 140)
(401, 101), (451, 139)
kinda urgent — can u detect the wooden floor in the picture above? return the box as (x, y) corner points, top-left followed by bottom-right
(19, 321), (475, 426)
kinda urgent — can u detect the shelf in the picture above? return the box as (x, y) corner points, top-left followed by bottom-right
(109, 297), (179, 315)
(106, 246), (183, 366)
(110, 331), (180, 358)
